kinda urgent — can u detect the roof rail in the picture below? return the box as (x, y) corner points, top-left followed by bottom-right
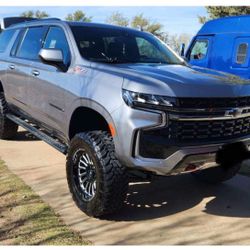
(1, 17), (62, 30)
(13, 17), (62, 25)
(35, 18), (61, 21)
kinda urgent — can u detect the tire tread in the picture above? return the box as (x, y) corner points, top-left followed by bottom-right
(66, 130), (128, 217)
(0, 92), (18, 139)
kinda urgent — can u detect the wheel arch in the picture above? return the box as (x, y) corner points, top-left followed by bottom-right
(68, 103), (117, 141)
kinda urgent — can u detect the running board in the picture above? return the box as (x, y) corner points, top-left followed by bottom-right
(6, 113), (68, 154)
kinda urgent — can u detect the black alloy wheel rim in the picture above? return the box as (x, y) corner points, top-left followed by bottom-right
(73, 149), (97, 202)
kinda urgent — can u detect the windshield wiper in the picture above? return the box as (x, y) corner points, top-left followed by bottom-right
(103, 57), (129, 64)
(100, 52), (115, 63)
(92, 46), (120, 63)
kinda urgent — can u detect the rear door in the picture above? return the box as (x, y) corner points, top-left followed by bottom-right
(231, 37), (250, 79)
(6, 26), (47, 113)
(0, 28), (19, 102)
(186, 36), (214, 68)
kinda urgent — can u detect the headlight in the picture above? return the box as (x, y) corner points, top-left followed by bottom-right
(122, 89), (177, 111)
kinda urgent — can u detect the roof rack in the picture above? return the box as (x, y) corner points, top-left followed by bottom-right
(34, 18), (61, 21)
(13, 17), (62, 26)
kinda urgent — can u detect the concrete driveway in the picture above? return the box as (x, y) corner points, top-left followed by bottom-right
(1, 129), (250, 245)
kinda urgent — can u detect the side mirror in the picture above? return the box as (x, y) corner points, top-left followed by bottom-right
(39, 48), (63, 63)
(39, 48), (67, 71)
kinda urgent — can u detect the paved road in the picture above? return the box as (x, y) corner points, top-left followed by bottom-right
(1, 129), (250, 245)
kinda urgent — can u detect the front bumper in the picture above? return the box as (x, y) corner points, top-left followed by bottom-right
(112, 103), (250, 176)
(132, 136), (250, 175)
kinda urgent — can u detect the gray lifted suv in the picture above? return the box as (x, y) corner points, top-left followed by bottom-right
(1, 18), (250, 217)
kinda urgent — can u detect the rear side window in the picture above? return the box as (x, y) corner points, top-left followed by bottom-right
(10, 29), (26, 57)
(190, 40), (209, 60)
(0, 29), (16, 52)
(16, 26), (46, 60)
(43, 26), (71, 66)
(236, 43), (248, 64)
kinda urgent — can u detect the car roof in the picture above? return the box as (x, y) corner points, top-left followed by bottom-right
(8, 18), (140, 33)
(8, 18), (63, 29)
(197, 15), (250, 35)
(68, 21), (137, 31)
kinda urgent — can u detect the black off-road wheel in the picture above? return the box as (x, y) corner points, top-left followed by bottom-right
(0, 92), (18, 139)
(66, 131), (129, 218)
(192, 162), (242, 184)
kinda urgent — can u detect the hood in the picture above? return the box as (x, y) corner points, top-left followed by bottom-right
(118, 63), (250, 98)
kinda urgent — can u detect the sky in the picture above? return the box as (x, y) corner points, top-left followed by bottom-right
(0, 6), (207, 36)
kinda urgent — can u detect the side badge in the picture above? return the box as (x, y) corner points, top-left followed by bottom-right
(73, 66), (88, 74)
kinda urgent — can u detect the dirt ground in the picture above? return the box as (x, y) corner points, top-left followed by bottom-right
(1, 129), (250, 245)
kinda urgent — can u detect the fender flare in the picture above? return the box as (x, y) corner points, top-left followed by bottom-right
(65, 98), (120, 145)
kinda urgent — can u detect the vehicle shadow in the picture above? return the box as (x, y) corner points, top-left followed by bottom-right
(12, 130), (40, 141)
(106, 173), (250, 222)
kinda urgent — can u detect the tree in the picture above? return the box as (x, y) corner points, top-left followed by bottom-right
(199, 6), (250, 24)
(131, 13), (149, 31)
(146, 23), (164, 38)
(167, 33), (192, 53)
(198, 15), (209, 24)
(131, 13), (164, 38)
(20, 10), (34, 18)
(65, 10), (92, 22)
(106, 11), (129, 27)
(20, 10), (49, 19)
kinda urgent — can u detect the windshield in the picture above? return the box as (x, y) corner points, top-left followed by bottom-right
(70, 25), (183, 65)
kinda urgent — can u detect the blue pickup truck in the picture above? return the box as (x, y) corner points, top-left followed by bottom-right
(186, 15), (250, 79)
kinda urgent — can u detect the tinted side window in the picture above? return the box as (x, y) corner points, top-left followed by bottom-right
(190, 40), (209, 60)
(236, 43), (248, 64)
(10, 29), (26, 56)
(43, 27), (71, 66)
(0, 29), (16, 52)
(16, 26), (46, 60)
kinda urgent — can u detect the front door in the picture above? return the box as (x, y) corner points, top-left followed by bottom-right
(27, 26), (71, 133)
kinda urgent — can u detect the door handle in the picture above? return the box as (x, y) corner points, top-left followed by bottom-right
(31, 70), (40, 77)
(9, 64), (15, 70)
